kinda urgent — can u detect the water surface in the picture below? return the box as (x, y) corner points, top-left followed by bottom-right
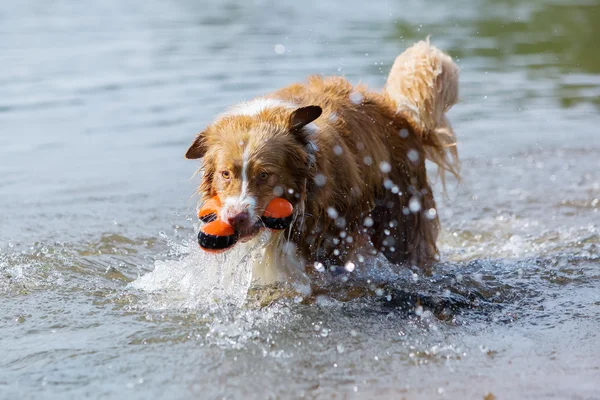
(1, 0), (599, 399)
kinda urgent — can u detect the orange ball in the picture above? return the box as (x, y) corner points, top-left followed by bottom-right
(262, 198), (294, 230)
(198, 196), (221, 222)
(198, 219), (238, 252)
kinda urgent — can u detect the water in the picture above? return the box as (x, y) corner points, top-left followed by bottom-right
(1, 0), (599, 398)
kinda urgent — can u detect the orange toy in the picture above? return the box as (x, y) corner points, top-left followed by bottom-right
(197, 196), (294, 252)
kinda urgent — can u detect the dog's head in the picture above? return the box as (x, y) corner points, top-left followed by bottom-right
(186, 100), (322, 240)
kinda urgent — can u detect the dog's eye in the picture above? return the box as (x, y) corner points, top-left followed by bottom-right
(258, 172), (269, 181)
(221, 171), (230, 179)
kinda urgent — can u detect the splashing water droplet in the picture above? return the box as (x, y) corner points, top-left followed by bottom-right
(409, 197), (421, 213)
(349, 91), (364, 104)
(327, 207), (338, 219)
(314, 174), (327, 186)
(272, 185), (284, 196)
(274, 44), (285, 54)
(379, 161), (391, 173)
(407, 149), (419, 163)
(425, 208), (437, 219)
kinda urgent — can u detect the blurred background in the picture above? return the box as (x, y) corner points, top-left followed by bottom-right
(1, 1), (599, 399)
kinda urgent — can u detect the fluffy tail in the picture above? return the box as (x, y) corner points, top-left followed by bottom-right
(384, 39), (460, 184)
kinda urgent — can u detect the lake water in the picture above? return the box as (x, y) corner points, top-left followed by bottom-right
(1, 0), (599, 399)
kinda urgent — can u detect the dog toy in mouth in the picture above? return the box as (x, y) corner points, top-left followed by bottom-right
(196, 196), (294, 252)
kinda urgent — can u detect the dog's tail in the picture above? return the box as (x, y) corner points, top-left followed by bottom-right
(384, 39), (460, 184)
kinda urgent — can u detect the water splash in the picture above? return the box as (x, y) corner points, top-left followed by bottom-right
(129, 231), (273, 309)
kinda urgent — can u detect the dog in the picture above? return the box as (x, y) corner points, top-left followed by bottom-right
(185, 40), (460, 286)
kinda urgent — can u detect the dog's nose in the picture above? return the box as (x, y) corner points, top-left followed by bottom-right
(227, 211), (251, 229)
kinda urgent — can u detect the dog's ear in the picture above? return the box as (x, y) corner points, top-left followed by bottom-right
(289, 105), (322, 131)
(185, 131), (207, 159)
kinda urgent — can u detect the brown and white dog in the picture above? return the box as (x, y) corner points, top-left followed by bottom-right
(185, 40), (460, 286)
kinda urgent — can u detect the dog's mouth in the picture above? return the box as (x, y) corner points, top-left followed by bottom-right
(237, 220), (264, 243)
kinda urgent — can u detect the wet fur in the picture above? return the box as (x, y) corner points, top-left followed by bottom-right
(186, 40), (460, 283)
